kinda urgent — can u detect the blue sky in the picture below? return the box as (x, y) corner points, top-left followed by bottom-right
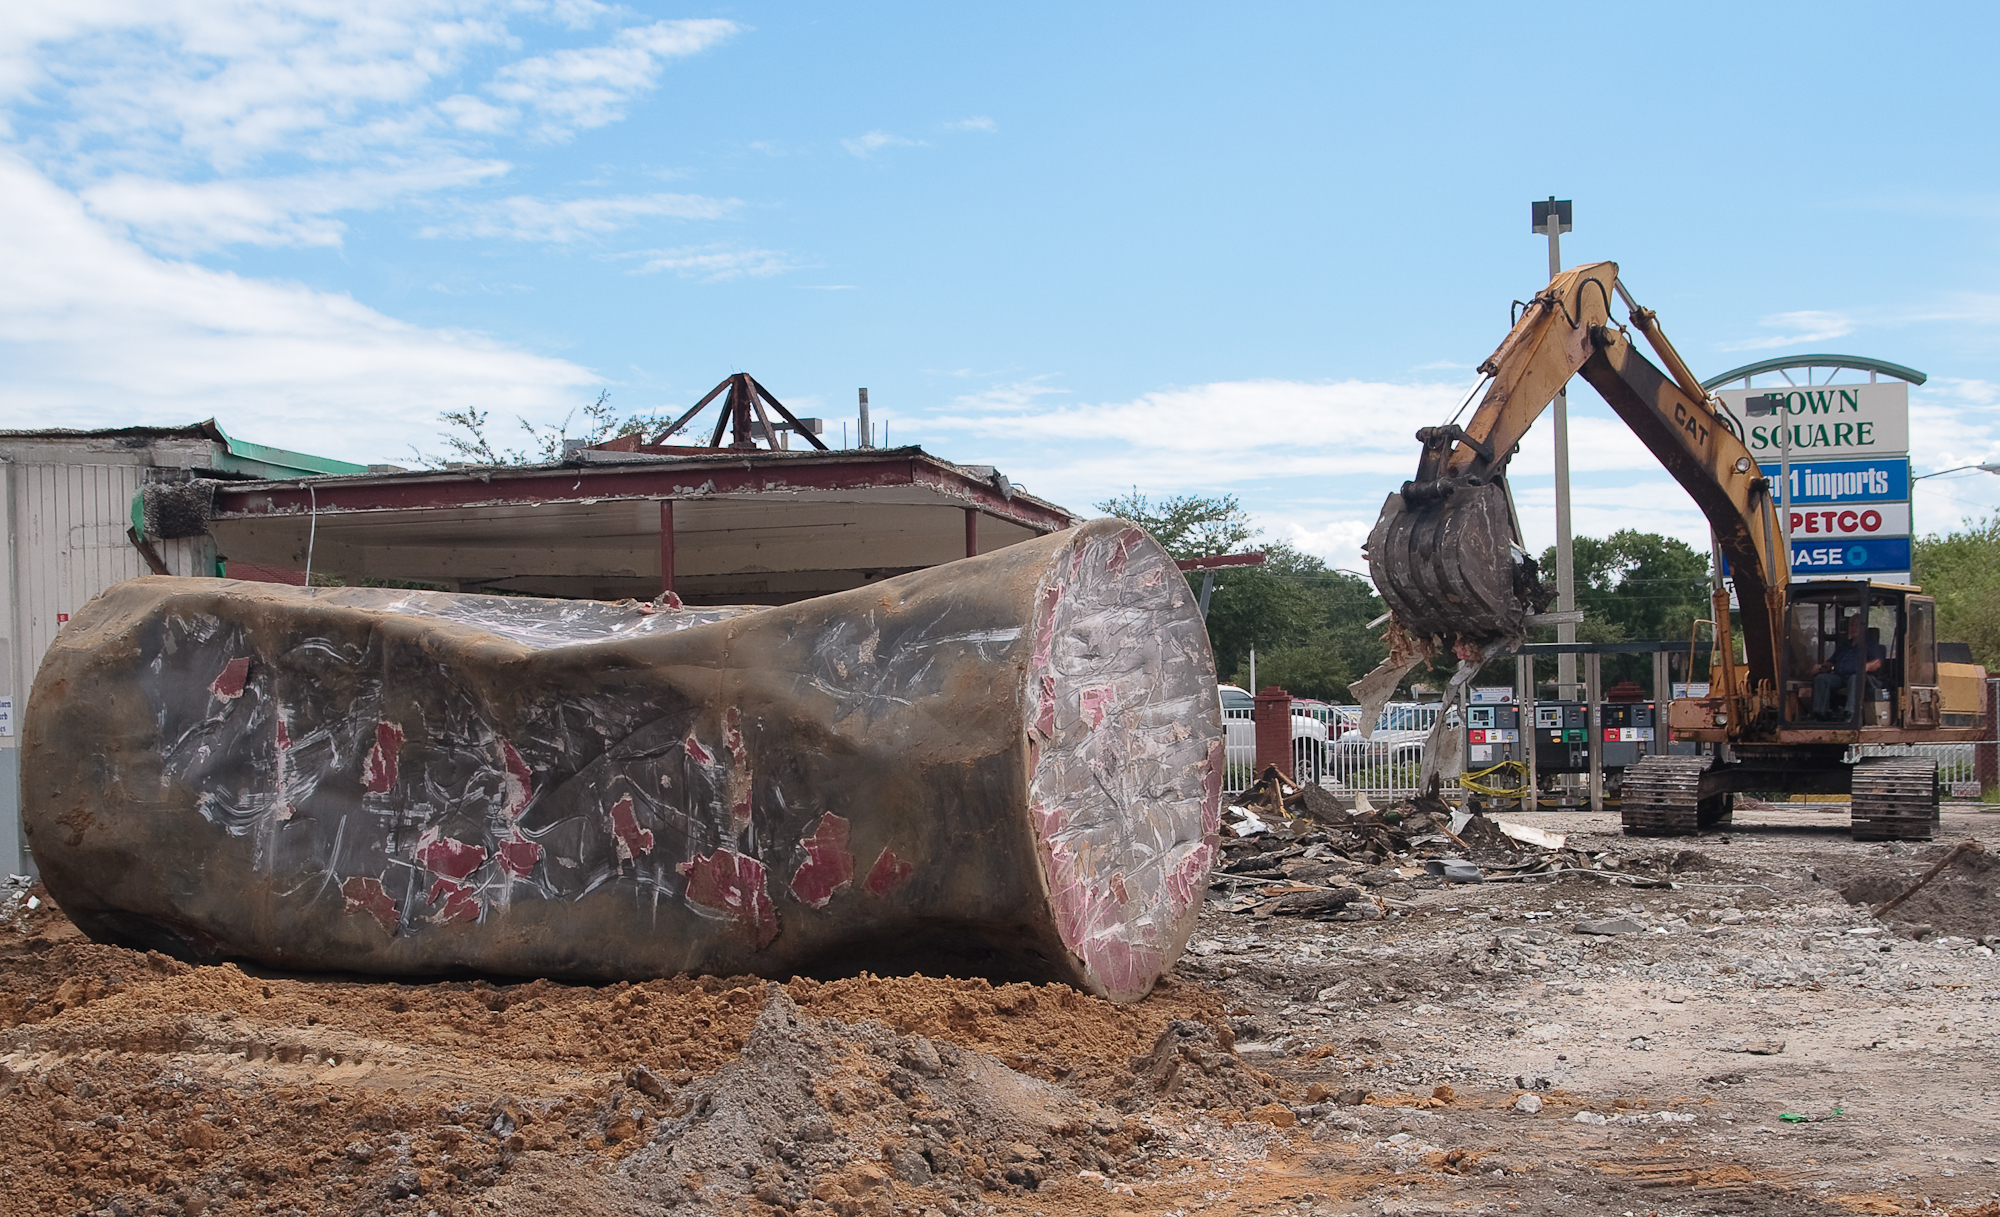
(3, 2), (2000, 576)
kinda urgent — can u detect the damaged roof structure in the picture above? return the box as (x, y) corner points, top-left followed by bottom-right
(197, 444), (1074, 603)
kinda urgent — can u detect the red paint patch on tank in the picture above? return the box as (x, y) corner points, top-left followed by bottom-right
(275, 715), (290, 751)
(1166, 842), (1212, 913)
(363, 722), (404, 794)
(1105, 526), (1143, 573)
(678, 849), (779, 948)
(607, 795), (655, 861)
(340, 875), (399, 934)
(788, 814), (854, 908)
(1109, 871), (1129, 903)
(863, 847), (914, 896)
(1032, 585), (1061, 671)
(1034, 675), (1057, 738)
(683, 733), (713, 765)
(497, 835), (542, 879)
(500, 741), (533, 820)
(426, 878), (482, 925)
(1079, 686), (1115, 729)
(209, 657), (251, 701)
(416, 833), (487, 880)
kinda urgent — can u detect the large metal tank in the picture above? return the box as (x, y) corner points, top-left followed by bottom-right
(24, 519), (1220, 1002)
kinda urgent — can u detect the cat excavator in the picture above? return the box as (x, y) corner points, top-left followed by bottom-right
(1363, 261), (1987, 840)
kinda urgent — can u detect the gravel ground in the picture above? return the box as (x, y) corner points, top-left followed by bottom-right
(1174, 800), (2000, 1215)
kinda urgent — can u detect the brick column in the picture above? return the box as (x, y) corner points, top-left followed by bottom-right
(1253, 686), (1293, 778)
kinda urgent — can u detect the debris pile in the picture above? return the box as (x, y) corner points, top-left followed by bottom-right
(1212, 789), (1707, 920)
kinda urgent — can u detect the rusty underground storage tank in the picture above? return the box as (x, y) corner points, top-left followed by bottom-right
(24, 519), (1221, 1002)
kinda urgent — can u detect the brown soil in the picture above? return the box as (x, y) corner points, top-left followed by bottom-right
(4, 807), (1999, 1216)
(1812, 841), (2000, 941)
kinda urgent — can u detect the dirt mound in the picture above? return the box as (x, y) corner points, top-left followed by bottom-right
(0, 893), (1246, 1216)
(1821, 842), (2000, 940)
(570, 986), (1160, 1214)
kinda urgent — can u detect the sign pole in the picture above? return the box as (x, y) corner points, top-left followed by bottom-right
(1779, 389), (1793, 555)
(1532, 198), (1577, 698)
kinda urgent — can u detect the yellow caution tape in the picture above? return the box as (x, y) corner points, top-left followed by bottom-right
(1458, 759), (1530, 799)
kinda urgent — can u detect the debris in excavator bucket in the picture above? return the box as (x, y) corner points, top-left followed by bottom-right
(24, 519), (1220, 1003)
(1364, 481), (1539, 653)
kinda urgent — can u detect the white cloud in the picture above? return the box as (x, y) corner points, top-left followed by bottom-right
(421, 191), (734, 242)
(920, 377), (1468, 525)
(841, 130), (926, 157)
(1718, 309), (1857, 352)
(3, 6), (738, 253)
(0, 153), (595, 464)
(437, 92), (516, 133)
(82, 158), (510, 251)
(0, 3), (515, 172)
(630, 244), (797, 281)
(944, 117), (997, 133)
(488, 18), (738, 140)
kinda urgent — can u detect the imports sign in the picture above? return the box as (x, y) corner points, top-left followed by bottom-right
(1759, 457), (1909, 504)
(1716, 381), (1909, 459)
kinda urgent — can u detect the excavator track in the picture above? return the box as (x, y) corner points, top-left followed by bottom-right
(1851, 756), (1939, 842)
(1620, 754), (1730, 837)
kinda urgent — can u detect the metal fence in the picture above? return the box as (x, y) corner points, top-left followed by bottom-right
(1225, 712), (1991, 804)
(1858, 742), (1978, 790)
(1220, 707), (1329, 790)
(1222, 703), (1427, 800)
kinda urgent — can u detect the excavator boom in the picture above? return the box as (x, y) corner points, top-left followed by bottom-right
(1365, 262), (1788, 695)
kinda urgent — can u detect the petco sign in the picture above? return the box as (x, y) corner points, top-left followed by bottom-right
(1786, 502), (1909, 539)
(1715, 381), (1909, 459)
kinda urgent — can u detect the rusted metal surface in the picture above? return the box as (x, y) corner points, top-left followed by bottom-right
(212, 451), (1074, 536)
(24, 519), (1219, 1002)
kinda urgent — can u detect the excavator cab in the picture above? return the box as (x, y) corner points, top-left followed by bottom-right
(1778, 581), (1938, 731)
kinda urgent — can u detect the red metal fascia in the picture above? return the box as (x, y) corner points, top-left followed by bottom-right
(212, 454), (1077, 534)
(1175, 552), (1268, 572)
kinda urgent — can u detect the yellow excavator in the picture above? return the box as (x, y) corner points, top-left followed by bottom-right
(1363, 262), (1986, 840)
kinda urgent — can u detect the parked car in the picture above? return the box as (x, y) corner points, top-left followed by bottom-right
(1219, 685), (1330, 782)
(1330, 701), (1452, 780)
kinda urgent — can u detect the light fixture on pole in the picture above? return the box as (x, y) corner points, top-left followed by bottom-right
(1913, 462), (2000, 480)
(1531, 197), (1577, 698)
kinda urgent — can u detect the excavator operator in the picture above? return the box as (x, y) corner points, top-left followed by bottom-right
(1812, 615), (1886, 719)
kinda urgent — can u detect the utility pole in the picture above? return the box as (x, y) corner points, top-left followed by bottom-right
(1532, 197), (1577, 699)
(858, 388), (872, 449)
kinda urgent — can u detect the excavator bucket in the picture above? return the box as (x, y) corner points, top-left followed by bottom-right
(1364, 481), (1540, 652)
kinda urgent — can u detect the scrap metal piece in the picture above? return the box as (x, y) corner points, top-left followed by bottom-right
(24, 519), (1220, 1003)
(1347, 619), (1434, 741)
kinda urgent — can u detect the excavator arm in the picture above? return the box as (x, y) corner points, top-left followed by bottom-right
(1365, 261), (1787, 702)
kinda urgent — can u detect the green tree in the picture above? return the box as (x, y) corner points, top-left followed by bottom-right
(1095, 491), (1386, 700)
(1095, 489), (1256, 558)
(1524, 530), (1712, 689)
(423, 390), (675, 467)
(1915, 515), (2000, 668)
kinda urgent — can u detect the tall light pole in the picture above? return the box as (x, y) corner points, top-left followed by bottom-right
(1532, 197), (1577, 698)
